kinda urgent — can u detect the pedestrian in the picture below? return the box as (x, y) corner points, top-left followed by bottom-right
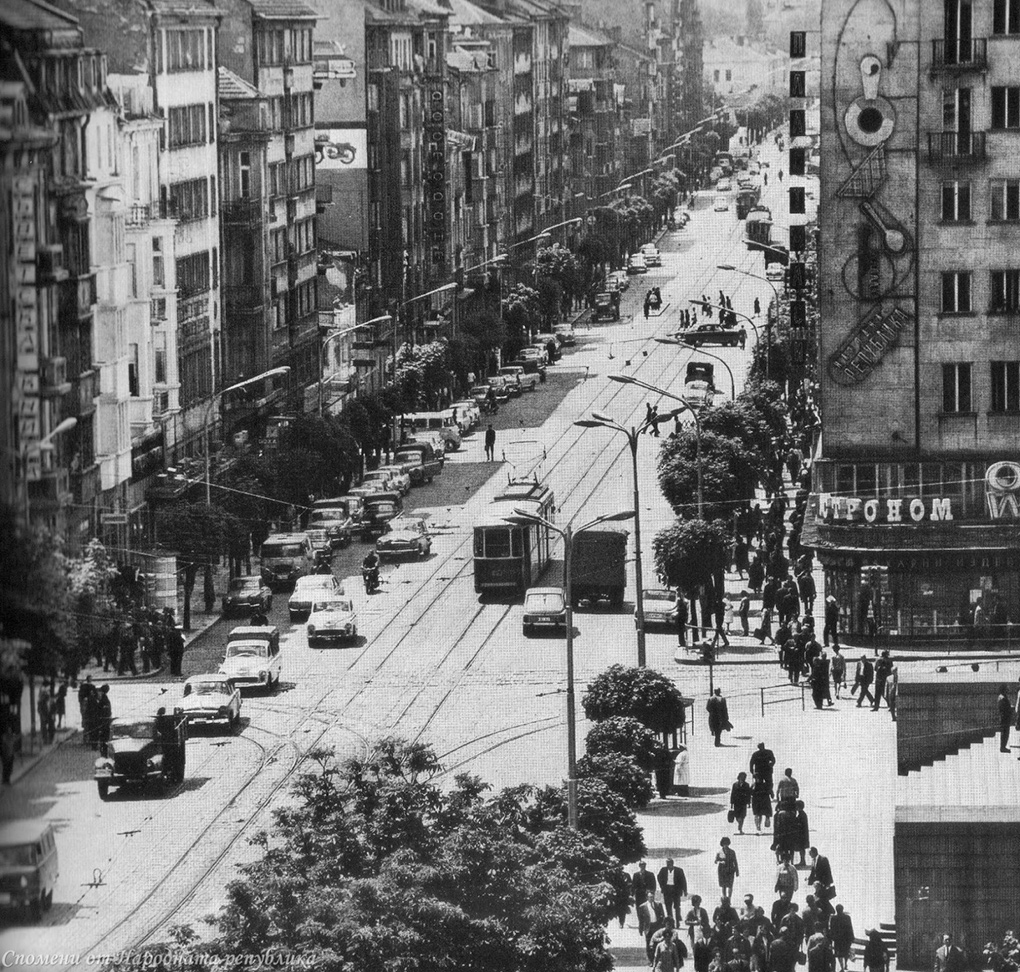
(829, 906), (855, 971)
(78, 675), (95, 746)
(738, 591), (751, 637)
(792, 800), (810, 867)
(730, 771), (752, 834)
(806, 848), (833, 894)
(774, 860), (799, 897)
(706, 687), (730, 747)
(823, 594), (839, 647)
(715, 837), (739, 898)
(672, 745), (690, 796)
(776, 767), (799, 805)
(650, 405), (661, 437)
(0, 715), (17, 785)
(685, 894), (711, 946)
(713, 598), (731, 648)
(934, 934), (965, 972)
(807, 929), (834, 972)
(852, 655), (875, 707)
(676, 592), (689, 647)
(645, 897), (669, 962)
(873, 651), (893, 710)
(863, 929), (889, 972)
(886, 665), (899, 721)
(654, 745), (676, 800)
(713, 895), (739, 929)
(166, 619), (185, 677)
(797, 572), (816, 615)
(770, 891), (793, 932)
(739, 325), (747, 349)
(104, 623), (119, 672)
(117, 623), (138, 677)
(830, 647), (846, 699)
(751, 773), (773, 832)
(37, 689), (53, 745)
(94, 684), (112, 749)
(53, 682), (67, 729)
(810, 651), (831, 710)
(651, 924), (684, 972)
(778, 170), (784, 182)
(763, 171), (768, 186)
(644, 292), (652, 319)
(734, 537), (750, 578)
(645, 402), (656, 431)
(632, 862), (658, 933)
(657, 857), (688, 923)
(754, 297), (761, 317)
(748, 555), (765, 594)
(999, 684), (1014, 752)
(484, 423), (496, 461)
(750, 742), (776, 788)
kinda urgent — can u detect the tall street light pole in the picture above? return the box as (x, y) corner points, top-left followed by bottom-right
(4, 417), (78, 521)
(654, 340), (736, 400)
(507, 507), (635, 829)
(204, 366), (290, 504)
(608, 374), (703, 517)
(718, 264), (779, 378)
(319, 314), (392, 416)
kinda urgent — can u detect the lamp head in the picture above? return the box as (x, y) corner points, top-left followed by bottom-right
(608, 374), (634, 386)
(590, 412), (613, 424)
(574, 419), (605, 429)
(717, 264), (736, 271)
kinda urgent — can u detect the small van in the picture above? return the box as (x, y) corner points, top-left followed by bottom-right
(402, 411), (462, 452)
(259, 532), (313, 589)
(0, 820), (58, 919)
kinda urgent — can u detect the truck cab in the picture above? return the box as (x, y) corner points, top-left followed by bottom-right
(94, 710), (188, 800)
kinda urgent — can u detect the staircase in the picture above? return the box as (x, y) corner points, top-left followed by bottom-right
(900, 734), (1020, 806)
(852, 921), (898, 963)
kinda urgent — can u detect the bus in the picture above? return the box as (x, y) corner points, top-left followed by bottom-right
(473, 478), (556, 595)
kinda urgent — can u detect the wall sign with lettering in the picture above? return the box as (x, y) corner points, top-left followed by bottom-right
(827, 304), (911, 385)
(817, 493), (953, 523)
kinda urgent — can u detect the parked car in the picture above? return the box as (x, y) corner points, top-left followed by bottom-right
(375, 464), (411, 496)
(520, 346), (547, 366)
(307, 596), (358, 645)
(533, 333), (561, 361)
(451, 399), (480, 431)
(219, 625), (281, 691)
(499, 364), (539, 393)
(363, 467), (403, 494)
(554, 322), (575, 346)
(626, 253), (648, 275)
(642, 589), (680, 628)
(307, 502), (355, 548)
(607, 270), (629, 291)
(470, 383), (494, 407)
(714, 193), (730, 212)
(376, 515), (432, 560)
(640, 244), (662, 267)
(222, 576), (273, 617)
(360, 490), (403, 539)
(94, 711), (187, 800)
(394, 440), (443, 485)
(179, 674), (241, 730)
(487, 376), (512, 402)
(0, 821), (58, 919)
(684, 361), (716, 406)
(289, 573), (344, 620)
(678, 323), (742, 347)
(522, 587), (567, 635)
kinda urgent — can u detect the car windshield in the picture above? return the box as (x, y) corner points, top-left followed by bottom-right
(0, 846), (35, 867)
(110, 719), (155, 739)
(313, 599), (353, 613)
(226, 643), (268, 658)
(229, 578), (261, 593)
(525, 592), (564, 611)
(645, 590), (674, 603)
(310, 510), (347, 523)
(263, 543), (302, 558)
(188, 680), (231, 696)
(297, 578), (332, 593)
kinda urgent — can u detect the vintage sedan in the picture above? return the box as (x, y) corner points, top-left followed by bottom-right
(677, 323), (743, 348)
(522, 587), (567, 635)
(307, 597), (358, 645)
(376, 516), (432, 560)
(375, 464), (412, 496)
(179, 675), (241, 729)
(642, 589), (680, 628)
(289, 574), (344, 620)
(221, 576), (273, 617)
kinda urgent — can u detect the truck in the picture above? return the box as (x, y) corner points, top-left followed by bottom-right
(570, 528), (629, 608)
(394, 440), (443, 486)
(94, 709), (188, 800)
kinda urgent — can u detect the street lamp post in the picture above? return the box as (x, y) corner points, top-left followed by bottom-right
(506, 507), (635, 829)
(687, 299), (762, 345)
(608, 374), (703, 517)
(203, 366), (290, 504)
(718, 264), (779, 377)
(574, 413), (668, 668)
(319, 314), (392, 416)
(3, 417), (78, 520)
(654, 340), (736, 400)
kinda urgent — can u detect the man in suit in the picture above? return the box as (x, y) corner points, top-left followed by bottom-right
(658, 857), (688, 922)
(806, 847), (833, 891)
(853, 655), (875, 707)
(750, 742), (776, 789)
(633, 862), (658, 933)
(934, 934), (964, 972)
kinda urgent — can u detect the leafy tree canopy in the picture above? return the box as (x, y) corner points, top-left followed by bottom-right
(577, 752), (654, 810)
(582, 664), (687, 735)
(584, 715), (664, 772)
(657, 429), (759, 521)
(652, 518), (730, 597)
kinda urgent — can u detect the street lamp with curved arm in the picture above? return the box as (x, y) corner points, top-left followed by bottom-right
(2, 417), (78, 518)
(505, 506), (635, 829)
(204, 366), (290, 503)
(718, 265), (779, 375)
(319, 315), (392, 415)
(608, 374), (703, 517)
(654, 340), (735, 400)
(686, 299), (761, 344)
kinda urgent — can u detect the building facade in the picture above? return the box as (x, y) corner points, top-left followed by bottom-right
(810, 0), (1020, 642)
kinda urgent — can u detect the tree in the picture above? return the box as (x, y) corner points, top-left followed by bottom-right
(577, 752), (654, 810)
(582, 664), (687, 737)
(502, 283), (542, 356)
(700, 399), (773, 459)
(66, 539), (125, 672)
(460, 307), (506, 378)
(739, 378), (790, 447)
(658, 429), (759, 522)
(584, 716), (664, 772)
(394, 340), (452, 410)
(652, 519), (730, 623)
(533, 245), (583, 311)
(155, 502), (234, 630)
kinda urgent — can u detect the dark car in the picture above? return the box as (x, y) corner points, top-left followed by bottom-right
(678, 323), (742, 348)
(222, 576), (273, 617)
(360, 491), (403, 539)
(592, 291), (621, 322)
(94, 712), (187, 800)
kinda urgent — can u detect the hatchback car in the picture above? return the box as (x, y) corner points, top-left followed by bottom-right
(522, 586), (567, 635)
(307, 597), (358, 645)
(222, 576), (273, 617)
(289, 574), (344, 620)
(627, 253), (648, 275)
(376, 516), (432, 560)
(179, 674), (241, 729)
(642, 589), (680, 628)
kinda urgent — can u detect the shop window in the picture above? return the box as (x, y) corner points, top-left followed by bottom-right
(942, 363), (973, 412)
(991, 360), (1020, 411)
(941, 271), (972, 313)
(940, 181), (971, 221)
(990, 179), (1020, 221)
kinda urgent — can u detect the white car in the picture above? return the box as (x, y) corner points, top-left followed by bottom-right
(375, 464), (411, 496)
(714, 193), (730, 212)
(608, 270), (630, 292)
(640, 245), (662, 267)
(289, 573), (344, 620)
(499, 364), (538, 393)
(642, 589), (680, 629)
(363, 467), (404, 494)
(554, 323), (575, 346)
(451, 400), (479, 432)
(627, 253), (648, 275)
(376, 515), (432, 560)
(179, 675), (241, 730)
(522, 586), (567, 635)
(717, 178), (733, 191)
(307, 597), (358, 645)
(219, 628), (281, 691)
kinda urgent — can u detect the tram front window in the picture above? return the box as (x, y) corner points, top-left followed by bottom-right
(482, 528), (512, 558)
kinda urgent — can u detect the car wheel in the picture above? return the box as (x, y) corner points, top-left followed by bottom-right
(97, 781), (110, 801)
(42, 889), (53, 912)
(30, 895), (43, 922)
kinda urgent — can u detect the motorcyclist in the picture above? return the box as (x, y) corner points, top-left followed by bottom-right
(362, 550), (380, 592)
(484, 387), (498, 414)
(250, 609), (269, 626)
(314, 558), (333, 575)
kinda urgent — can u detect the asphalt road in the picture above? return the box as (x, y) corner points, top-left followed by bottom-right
(0, 174), (785, 964)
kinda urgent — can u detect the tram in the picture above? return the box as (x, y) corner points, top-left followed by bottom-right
(744, 204), (773, 248)
(735, 186), (760, 219)
(473, 478), (556, 595)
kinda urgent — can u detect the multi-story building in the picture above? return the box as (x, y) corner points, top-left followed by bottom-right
(703, 35), (786, 100)
(673, 0), (704, 138)
(809, 0), (1020, 643)
(218, 0), (320, 418)
(608, 31), (658, 178)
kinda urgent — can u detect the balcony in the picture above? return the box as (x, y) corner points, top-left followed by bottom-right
(40, 356), (72, 397)
(927, 130), (986, 164)
(75, 369), (99, 416)
(125, 203), (151, 227)
(221, 197), (264, 225)
(77, 272), (96, 319)
(931, 37), (988, 73)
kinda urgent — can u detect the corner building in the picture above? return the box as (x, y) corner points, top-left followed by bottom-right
(810, 0), (1020, 642)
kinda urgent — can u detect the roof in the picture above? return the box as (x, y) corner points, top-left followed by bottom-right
(246, 0), (317, 19)
(0, 820), (54, 847)
(568, 23), (611, 47)
(217, 66), (260, 101)
(447, 0), (505, 24)
(0, 0), (79, 32)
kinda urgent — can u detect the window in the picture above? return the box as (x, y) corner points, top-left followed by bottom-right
(713, 69), (720, 82)
(291, 155), (314, 192)
(271, 228), (286, 264)
(169, 177), (209, 221)
(167, 104), (208, 147)
(789, 186), (805, 214)
(992, 361), (1020, 411)
(789, 109), (806, 137)
(291, 217), (315, 254)
(176, 251), (211, 298)
(941, 181), (971, 221)
(990, 179), (1020, 221)
(994, 0), (1020, 33)
(165, 28), (208, 73)
(790, 71), (806, 98)
(941, 271), (972, 313)
(942, 363), (973, 412)
(790, 31), (807, 57)
(128, 343), (139, 396)
(991, 86), (1020, 128)
(789, 226), (807, 254)
(269, 161), (285, 197)
(789, 148), (805, 176)
(240, 151), (251, 197)
(725, 69), (732, 82)
(990, 269), (1020, 313)
(154, 333), (167, 384)
(152, 238), (164, 288)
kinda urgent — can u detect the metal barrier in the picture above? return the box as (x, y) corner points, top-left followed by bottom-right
(760, 682), (806, 718)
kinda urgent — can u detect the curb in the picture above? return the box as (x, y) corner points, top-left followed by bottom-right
(75, 665), (166, 684)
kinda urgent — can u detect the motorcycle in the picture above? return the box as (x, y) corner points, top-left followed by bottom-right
(362, 565), (380, 594)
(481, 398), (499, 415)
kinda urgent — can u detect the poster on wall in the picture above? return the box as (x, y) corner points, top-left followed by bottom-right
(314, 127), (367, 170)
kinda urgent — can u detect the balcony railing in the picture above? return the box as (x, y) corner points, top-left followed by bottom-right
(221, 197), (264, 224)
(931, 37), (988, 72)
(927, 130), (987, 163)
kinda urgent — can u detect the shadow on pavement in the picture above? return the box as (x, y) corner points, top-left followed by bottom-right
(641, 799), (726, 818)
(642, 846), (705, 859)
